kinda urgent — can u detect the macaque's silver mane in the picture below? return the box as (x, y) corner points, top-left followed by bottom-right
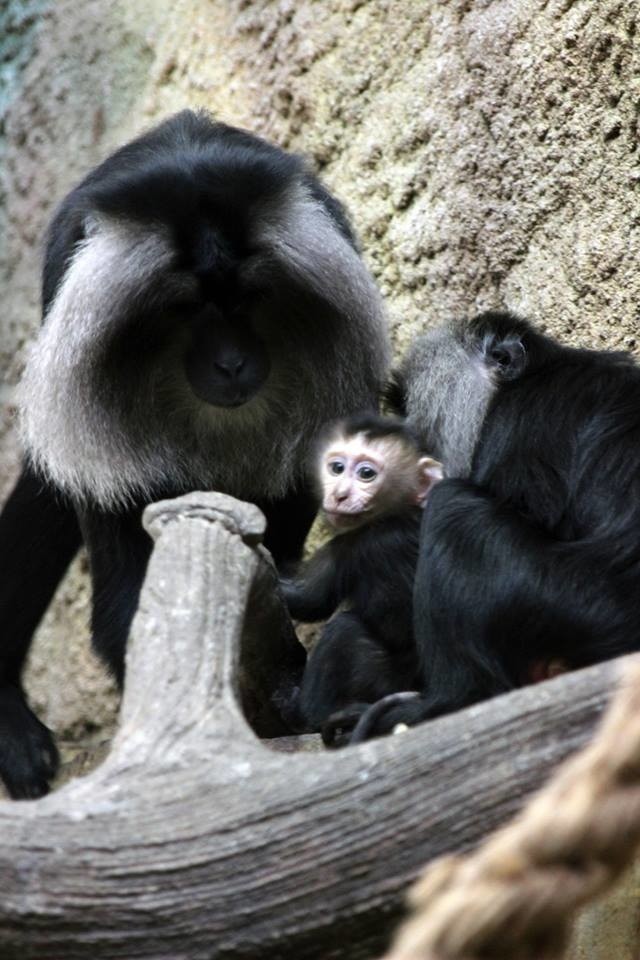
(18, 188), (388, 509)
(401, 320), (496, 478)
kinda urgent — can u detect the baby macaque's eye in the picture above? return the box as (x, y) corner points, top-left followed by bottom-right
(356, 464), (378, 482)
(328, 460), (345, 476)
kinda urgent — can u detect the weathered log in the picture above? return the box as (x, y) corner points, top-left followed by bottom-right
(0, 492), (626, 959)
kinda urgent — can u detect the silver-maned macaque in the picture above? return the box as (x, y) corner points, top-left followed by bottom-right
(0, 110), (390, 798)
(352, 310), (640, 744)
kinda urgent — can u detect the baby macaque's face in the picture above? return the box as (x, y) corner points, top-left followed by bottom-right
(319, 428), (442, 531)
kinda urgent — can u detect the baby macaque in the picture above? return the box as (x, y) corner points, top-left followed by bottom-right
(280, 414), (442, 745)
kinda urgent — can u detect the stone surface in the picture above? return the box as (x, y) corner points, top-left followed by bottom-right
(0, 0), (639, 955)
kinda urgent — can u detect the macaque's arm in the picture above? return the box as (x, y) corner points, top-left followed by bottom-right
(280, 544), (343, 622)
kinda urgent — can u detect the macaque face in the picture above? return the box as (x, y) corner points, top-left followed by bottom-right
(319, 429), (442, 531)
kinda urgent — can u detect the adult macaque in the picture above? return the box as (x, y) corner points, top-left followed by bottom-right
(0, 110), (390, 797)
(351, 311), (640, 742)
(280, 415), (442, 743)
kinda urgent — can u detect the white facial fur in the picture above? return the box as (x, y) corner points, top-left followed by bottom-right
(18, 185), (390, 509)
(319, 429), (443, 531)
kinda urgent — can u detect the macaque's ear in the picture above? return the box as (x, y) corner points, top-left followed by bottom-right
(414, 457), (444, 506)
(483, 333), (527, 381)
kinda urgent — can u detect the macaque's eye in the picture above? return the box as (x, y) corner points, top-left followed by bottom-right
(328, 459), (345, 476)
(490, 347), (511, 367)
(356, 463), (378, 482)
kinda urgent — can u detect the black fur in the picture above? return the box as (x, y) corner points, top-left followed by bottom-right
(0, 471), (80, 796)
(337, 412), (421, 446)
(382, 372), (408, 418)
(0, 110), (387, 797)
(42, 113), (356, 313)
(352, 311), (640, 741)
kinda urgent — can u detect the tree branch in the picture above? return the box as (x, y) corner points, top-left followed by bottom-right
(0, 492), (626, 959)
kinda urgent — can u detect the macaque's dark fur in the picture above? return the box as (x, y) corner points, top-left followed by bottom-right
(352, 311), (640, 741)
(281, 415), (424, 742)
(0, 110), (389, 797)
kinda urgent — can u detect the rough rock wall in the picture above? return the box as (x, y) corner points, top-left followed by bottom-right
(234, 0), (638, 351)
(0, 0), (638, 955)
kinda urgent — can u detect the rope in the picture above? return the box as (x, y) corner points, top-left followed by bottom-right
(383, 658), (640, 960)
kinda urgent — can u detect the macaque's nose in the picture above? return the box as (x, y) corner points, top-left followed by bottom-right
(214, 355), (246, 382)
(334, 481), (351, 503)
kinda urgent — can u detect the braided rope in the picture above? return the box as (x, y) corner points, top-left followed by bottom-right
(384, 658), (640, 960)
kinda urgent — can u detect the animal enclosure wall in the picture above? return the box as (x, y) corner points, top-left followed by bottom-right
(0, 0), (638, 955)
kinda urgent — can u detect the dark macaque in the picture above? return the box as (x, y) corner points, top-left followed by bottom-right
(352, 311), (640, 742)
(280, 414), (442, 744)
(0, 110), (390, 797)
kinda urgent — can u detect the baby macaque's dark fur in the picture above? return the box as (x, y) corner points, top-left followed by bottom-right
(281, 415), (436, 744)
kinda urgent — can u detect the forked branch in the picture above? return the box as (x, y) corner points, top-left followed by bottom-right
(0, 493), (627, 959)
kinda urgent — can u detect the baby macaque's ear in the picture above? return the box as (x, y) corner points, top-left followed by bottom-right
(414, 457), (443, 506)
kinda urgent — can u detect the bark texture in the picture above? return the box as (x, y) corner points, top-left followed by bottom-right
(0, 492), (626, 959)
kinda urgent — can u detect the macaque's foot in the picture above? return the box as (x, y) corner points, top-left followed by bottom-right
(529, 658), (570, 683)
(0, 685), (59, 799)
(349, 691), (423, 744)
(271, 682), (306, 733)
(322, 705), (370, 748)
